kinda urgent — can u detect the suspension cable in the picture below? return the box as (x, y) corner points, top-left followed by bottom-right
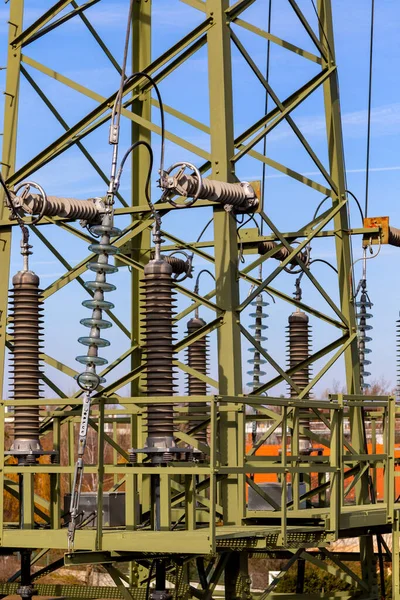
(310, 0), (334, 60)
(0, 173), (30, 250)
(365, 0), (375, 218)
(261, 0), (272, 222)
(107, 0), (135, 203)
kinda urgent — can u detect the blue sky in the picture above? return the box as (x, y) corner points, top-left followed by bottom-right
(1, 0), (400, 399)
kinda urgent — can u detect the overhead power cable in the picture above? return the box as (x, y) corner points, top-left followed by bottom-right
(365, 0), (375, 218)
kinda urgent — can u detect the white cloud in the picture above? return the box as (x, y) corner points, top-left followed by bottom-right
(262, 165), (400, 180)
(267, 103), (400, 144)
(68, 2), (201, 30)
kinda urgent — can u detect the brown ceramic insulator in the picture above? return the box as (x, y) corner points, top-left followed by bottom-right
(141, 260), (176, 440)
(9, 270), (43, 443)
(389, 226), (400, 247)
(162, 255), (189, 277)
(258, 241), (308, 267)
(17, 193), (101, 221)
(186, 317), (209, 444)
(176, 175), (258, 211)
(287, 310), (312, 448)
(287, 311), (312, 398)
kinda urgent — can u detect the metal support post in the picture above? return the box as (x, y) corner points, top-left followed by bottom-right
(0, 0), (22, 481)
(21, 473), (34, 530)
(50, 417), (61, 529)
(394, 517), (400, 600)
(17, 550), (36, 600)
(129, 0), (152, 525)
(1, 0), (23, 212)
(224, 552), (251, 600)
(318, 0), (377, 593)
(206, 0), (243, 530)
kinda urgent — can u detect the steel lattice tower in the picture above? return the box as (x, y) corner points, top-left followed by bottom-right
(0, 1), (398, 599)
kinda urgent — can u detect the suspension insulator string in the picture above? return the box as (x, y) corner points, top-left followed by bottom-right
(68, 211), (121, 550)
(245, 260), (270, 446)
(75, 213), (121, 390)
(247, 292), (269, 447)
(247, 294), (269, 393)
(355, 250), (373, 392)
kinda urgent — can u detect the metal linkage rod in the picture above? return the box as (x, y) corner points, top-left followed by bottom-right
(67, 392), (91, 551)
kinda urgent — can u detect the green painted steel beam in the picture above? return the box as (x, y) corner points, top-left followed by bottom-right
(12, 0), (75, 47)
(0, 1), (395, 594)
(233, 66), (336, 163)
(7, 20), (213, 186)
(16, 0), (101, 48)
(232, 18), (323, 64)
(231, 28), (337, 194)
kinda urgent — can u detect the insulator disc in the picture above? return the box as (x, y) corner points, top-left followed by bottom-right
(80, 318), (112, 329)
(89, 225), (121, 237)
(85, 280), (116, 293)
(246, 381), (262, 388)
(76, 355), (108, 366)
(88, 243), (119, 255)
(358, 324), (373, 331)
(247, 370), (266, 377)
(87, 262), (118, 274)
(75, 372), (106, 386)
(358, 334), (372, 343)
(82, 299), (115, 310)
(78, 336), (110, 347)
